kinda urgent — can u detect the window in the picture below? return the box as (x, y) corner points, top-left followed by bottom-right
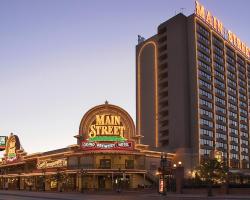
(214, 61), (224, 72)
(238, 70), (246, 79)
(197, 42), (210, 54)
(241, 147), (249, 154)
(230, 137), (238, 143)
(230, 144), (239, 151)
(200, 148), (211, 155)
(228, 111), (237, 119)
(242, 140), (249, 146)
(215, 88), (225, 97)
(227, 56), (235, 64)
(197, 24), (209, 36)
(200, 128), (213, 137)
(215, 96), (226, 105)
(241, 131), (249, 138)
(199, 79), (212, 90)
(230, 153), (239, 160)
(199, 70), (212, 80)
(216, 115), (226, 123)
(198, 60), (211, 72)
(227, 71), (236, 79)
(200, 99), (213, 108)
(227, 63), (236, 72)
(213, 36), (223, 47)
(199, 89), (212, 99)
(229, 120), (238, 127)
(229, 128), (238, 135)
(198, 51), (211, 63)
(239, 93), (247, 101)
(200, 139), (213, 146)
(239, 86), (246, 94)
(216, 124), (226, 131)
(125, 160), (134, 169)
(239, 101), (247, 108)
(228, 95), (237, 103)
(197, 33), (210, 45)
(200, 118), (213, 128)
(228, 103), (237, 111)
(213, 45), (223, 55)
(214, 70), (224, 80)
(242, 155), (249, 161)
(227, 79), (236, 87)
(216, 142), (227, 149)
(240, 124), (248, 130)
(215, 105), (226, 114)
(228, 86), (236, 95)
(240, 108), (247, 116)
(100, 159), (111, 169)
(214, 78), (225, 88)
(214, 53), (224, 63)
(200, 108), (213, 118)
(216, 132), (227, 140)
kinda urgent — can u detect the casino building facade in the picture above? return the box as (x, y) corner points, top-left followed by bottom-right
(0, 103), (175, 191)
(136, 1), (250, 175)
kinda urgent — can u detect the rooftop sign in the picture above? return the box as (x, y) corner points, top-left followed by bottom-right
(195, 1), (250, 59)
(78, 103), (136, 151)
(5, 134), (20, 163)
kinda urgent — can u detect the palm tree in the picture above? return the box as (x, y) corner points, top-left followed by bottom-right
(197, 158), (228, 196)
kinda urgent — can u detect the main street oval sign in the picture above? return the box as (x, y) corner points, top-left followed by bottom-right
(78, 103), (136, 151)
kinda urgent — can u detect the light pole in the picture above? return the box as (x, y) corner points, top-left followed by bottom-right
(80, 169), (87, 193)
(158, 153), (167, 195)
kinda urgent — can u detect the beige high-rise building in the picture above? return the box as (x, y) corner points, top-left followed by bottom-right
(136, 1), (250, 174)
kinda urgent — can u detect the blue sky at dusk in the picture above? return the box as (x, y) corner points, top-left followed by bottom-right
(0, 0), (250, 154)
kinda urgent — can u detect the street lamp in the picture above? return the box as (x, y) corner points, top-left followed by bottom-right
(158, 153), (167, 196)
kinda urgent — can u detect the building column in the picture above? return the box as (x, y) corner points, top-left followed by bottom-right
(143, 173), (146, 187)
(111, 172), (114, 190)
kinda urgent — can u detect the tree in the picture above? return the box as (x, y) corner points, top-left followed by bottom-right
(197, 158), (228, 196)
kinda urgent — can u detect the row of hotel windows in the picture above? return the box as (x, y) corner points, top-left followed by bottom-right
(200, 128), (249, 139)
(198, 53), (248, 79)
(200, 109), (248, 124)
(197, 25), (247, 68)
(198, 59), (249, 88)
(200, 118), (248, 129)
(200, 133), (249, 146)
(200, 149), (250, 162)
(200, 98), (248, 116)
(200, 139), (249, 154)
(200, 94), (248, 110)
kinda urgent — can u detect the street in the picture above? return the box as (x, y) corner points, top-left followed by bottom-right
(0, 190), (250, 200)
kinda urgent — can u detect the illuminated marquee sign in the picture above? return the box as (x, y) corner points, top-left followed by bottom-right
(79, 104), (136, 151)
(37, 158), (67, 169)
(88, 115), (125, 140)
(195, 1), (250, 59)
(5, 134), (20, 163)
(81, 114), (133, 150)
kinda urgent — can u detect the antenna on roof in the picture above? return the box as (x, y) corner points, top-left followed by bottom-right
(138, 35), (145, 44)
(180, 8), (185, 14)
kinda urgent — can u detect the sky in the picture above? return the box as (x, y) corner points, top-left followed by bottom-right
(0, 0), (250, 154)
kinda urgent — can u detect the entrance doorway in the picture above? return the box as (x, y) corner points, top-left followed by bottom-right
(98, 176), (106, 189)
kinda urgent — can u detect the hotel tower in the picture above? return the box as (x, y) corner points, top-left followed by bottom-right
(136, 1), (250, 173)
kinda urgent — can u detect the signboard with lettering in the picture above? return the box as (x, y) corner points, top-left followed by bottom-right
(37, 158), (67, 169)
(78, 103), (136, 151)
(5, 133), (20, 163)
(0, 136), (6, 150)
(159, 178), (164, 194)
(195, 1), (250, 59)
